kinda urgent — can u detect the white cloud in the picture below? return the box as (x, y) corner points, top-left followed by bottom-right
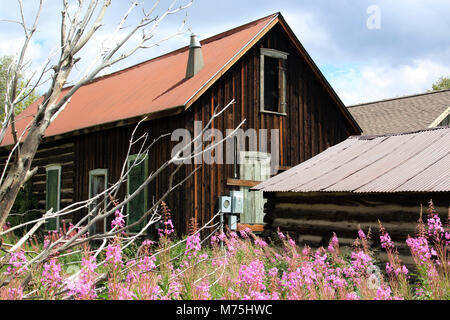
(327, 59), (450, 105)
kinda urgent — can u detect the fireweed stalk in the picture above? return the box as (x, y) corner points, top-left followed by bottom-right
(378, 221), (411, 299)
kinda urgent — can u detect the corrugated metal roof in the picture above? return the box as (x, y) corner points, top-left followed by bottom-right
(1, 14), (278, 146)
(347, 89), (450, 135)
(254, 126), (450, 193)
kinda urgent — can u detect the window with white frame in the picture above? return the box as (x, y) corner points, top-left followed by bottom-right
(260, 48), (288, 115)
(45, 165), (61, 230)
(88, 169), (108, 235)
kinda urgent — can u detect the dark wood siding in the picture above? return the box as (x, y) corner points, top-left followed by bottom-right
(0, 138), (75, 214)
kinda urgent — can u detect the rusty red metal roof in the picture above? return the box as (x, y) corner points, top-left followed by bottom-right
(2, 13), (279, 146)
(254, 126), (450, 193)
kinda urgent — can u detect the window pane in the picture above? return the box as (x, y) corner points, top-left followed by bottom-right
(89, 173), (106, 235)
(264, 56), (279, 112)
(439, 114), (449, 126)
(128, 160), (147, 233)
(45, 169), (59, 230)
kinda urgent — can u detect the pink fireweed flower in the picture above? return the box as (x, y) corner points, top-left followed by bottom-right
(330, 234), (339, 247)
(167, 280), (182, 299)
(195, 279), (211, 300)
(158, 219), (174, 237)
(415, 288), (425, 297)
(281, 268), (306, 299)
(4, 251), (28, 276)
(185, 233), (201, 259)
(427, 213), (444, 240)
(445, 232), (450, 246)
(137, 255), (156, 272)
(82, 256), (97, 273)
(41, 259), (63, 289)
(302, 246), (310, 257)
(105, 244), (123, 266)
(243, 290), (272, 300)
(288, 238), (296, 247)
(142, 239), (155, 247)
(380, 233), (394, 250)
(277, 230), (286, 240)
(228, 287), (240, 299)
(406, 236), (435, 265)
(358, 229), (366, 239)
(116, 284), (135, 300)
(239, 227), (252, 238)
(386, 262), (393, 275)
(111, 209), (125, 229)
(328, 234), (339, 253)
(66, 256), (98, 299)
(386, 263), (409, 277)
(254, 238), (268, 248)
(218, 232), (227, 242)
(199, 253), (208, 260)
(268, 267), (278, 278)
(212, 257), (226, 267)
(400, 265), (409, 276)
(375, 285), (393, 300)
(238, 260), (266, 292)
(6, 286), (23, 300)
(350, 250), (372, 273)
(346, 292), (360, 300)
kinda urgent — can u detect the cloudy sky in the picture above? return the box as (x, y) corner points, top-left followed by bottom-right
(1, 0), (449, 105)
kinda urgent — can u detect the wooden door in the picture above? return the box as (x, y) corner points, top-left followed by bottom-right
(239, 151), (271, 224)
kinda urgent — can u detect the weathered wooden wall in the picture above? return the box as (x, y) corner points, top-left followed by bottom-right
(0, 138), (76, 213)
(263, 192), (450, 266)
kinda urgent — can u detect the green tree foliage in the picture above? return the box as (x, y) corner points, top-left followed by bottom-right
(431, 76), (450, 91)
(0, 55), (40, 121)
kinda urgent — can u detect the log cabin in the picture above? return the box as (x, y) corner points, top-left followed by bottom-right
(254, 126), (450, 265)
(0, 12), (361, 236)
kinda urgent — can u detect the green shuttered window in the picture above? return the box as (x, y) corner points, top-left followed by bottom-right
(45, 165), (61, 230)
(127, 154), (148, 233)
(88, 169), (108, 235)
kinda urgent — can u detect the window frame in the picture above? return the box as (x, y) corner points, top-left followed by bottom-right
(429, 106), (450, 128)
(45, 164), (61, 231)
(88, 168), (108, 233)
(260, 48), (289, 116)
(126, 154), (149, 233)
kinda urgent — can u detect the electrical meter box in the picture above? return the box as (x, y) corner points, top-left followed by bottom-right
(228, 215), (237, 230)
(230, 191), (244, 214)
(219, 196), (232, 213)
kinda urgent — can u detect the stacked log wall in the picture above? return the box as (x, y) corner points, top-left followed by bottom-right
(263, 192), (450, 266)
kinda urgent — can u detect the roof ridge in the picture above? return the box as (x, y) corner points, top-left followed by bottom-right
(347, 88), (450, 108)
(350, 125), (450, 140)
(62, 13), (280, 90)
